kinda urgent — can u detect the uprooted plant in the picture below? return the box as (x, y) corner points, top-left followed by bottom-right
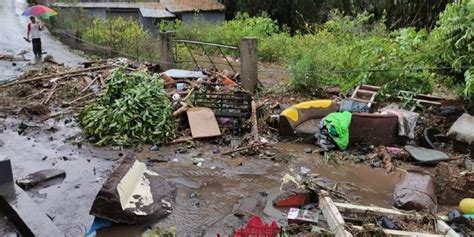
(80, 68), (175, 147)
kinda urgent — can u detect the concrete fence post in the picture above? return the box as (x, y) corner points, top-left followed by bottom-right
(240, 37), (258, 94)
(159, 31), (175, 70)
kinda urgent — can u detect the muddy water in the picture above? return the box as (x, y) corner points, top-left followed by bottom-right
(103, 143), (404, 236)
(0, 117), (119, 235)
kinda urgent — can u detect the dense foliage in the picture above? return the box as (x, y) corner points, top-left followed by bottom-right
(82, 18), (160, 60)
(164, 1), (473, 104)
(80, 68), (175, 147)
(219, 0), (453, 30)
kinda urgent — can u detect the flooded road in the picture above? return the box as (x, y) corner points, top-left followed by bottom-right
(0, 0), (86, 83)
(0, 116), (119, 235)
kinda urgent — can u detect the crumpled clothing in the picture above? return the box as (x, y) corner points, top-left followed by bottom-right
(324, 111), (352, 150)
(382, 109), (419, 139)
(315, 118), (336, 152)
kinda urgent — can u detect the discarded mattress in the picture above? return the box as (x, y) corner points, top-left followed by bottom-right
(405, 145), (450, 163)
(90, 155), (176, 224)
(279, 100), (338, 137)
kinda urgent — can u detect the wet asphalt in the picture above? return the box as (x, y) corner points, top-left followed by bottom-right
(0, 0), (86, 83)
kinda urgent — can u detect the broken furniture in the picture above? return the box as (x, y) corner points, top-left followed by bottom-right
(279, 100), (338, 137)
(0, 158), (63, 236)
(447, 113), (474, 158)
(349, 113), (401, 146)
(351, 85), (378, 108)
(353, 84), (445, 107)
(90, 155), (176, 224)
(319, 192), (459, 237)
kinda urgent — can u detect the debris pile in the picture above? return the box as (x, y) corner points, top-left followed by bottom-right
(80, 67), (175, 147)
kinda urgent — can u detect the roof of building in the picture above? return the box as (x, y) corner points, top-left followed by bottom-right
(139, 7), (175, 18)
(51, 1), (225, 13)
(160, 0), (225, 13)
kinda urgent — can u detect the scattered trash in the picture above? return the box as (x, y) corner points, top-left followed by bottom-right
(378, 216), (399, 230)
(150, 144), (160, 152)
(234, 216), (279, 237)
(16, 169), (66, 190)
(340, 99), (370, 113)
(447, 113), (474, 155)
(405, 145), (450, 164)
(187, 107), (221, 138)
(287, 208), (320, 225)
(89, 155), (176, 224)
(460, 198), (474, 214)
(393, 170), (438, 213)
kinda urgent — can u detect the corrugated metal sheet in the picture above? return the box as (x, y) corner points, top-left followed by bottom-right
(140, 8), (175, 18)
(161, 0), (225, 13)
(52, 2), (167, 10)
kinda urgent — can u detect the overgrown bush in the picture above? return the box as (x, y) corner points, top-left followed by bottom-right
(80, 68), (175, 147)
(82, 18), (160, 60)
(427, 1), (474, 105)
(160, 13), (292, 62)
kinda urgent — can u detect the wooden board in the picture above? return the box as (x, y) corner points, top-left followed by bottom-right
(187, 107), (221, 138)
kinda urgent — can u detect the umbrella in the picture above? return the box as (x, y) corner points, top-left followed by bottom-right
(22, 5), (57, 18)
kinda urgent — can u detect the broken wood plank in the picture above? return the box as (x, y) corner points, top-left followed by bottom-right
(319, 192), (353, 237)
(251, 100), (259, 144)
(42, 84), (58, 105)
(172, 102), (189, 117)
(350, 225), (448, 237)
(334, 202), (422, 219)
(187, 107), (221, 138)
(0, 65), (112, 88)
(436, 220), (460, 237)
(80, 76), (100, 94)
(63, 92), (95, 105)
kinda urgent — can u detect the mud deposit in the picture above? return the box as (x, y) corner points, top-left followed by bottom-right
(93, 142), (405, 236)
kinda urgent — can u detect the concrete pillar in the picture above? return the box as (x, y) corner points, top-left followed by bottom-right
(240, 37), (258, 94)
(159, 31), (175, 70)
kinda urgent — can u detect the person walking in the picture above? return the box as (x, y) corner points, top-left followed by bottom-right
(27, 16), (43, 58)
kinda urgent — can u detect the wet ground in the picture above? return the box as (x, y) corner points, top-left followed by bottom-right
(0, 1), (407, 235)
(0, 0), (86, 83)
(0, 116), (119, 235)
(0, 111), (406, 236)
(92, 142), (405, 236)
